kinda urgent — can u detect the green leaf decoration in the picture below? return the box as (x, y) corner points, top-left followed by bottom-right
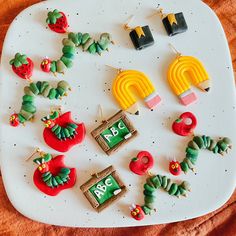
(46, 9), (62, 24)
(33, 157), (43, 164)
(9, 59), (15, 65)
(43, 153), (52, 162)
(132, 157), (138, 162)
(10, 53), (29, 67)
(14, 60), (22, 67)
(175, 118), (183, 123)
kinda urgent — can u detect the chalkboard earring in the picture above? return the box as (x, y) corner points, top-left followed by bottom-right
(80, 166), (127, 212)
(26, 148), (76, 196)
(91, 107), (138, 156)
(124, 15), (155, 50)
(108, 66), (161, 115)
(128, 151), (191, 221)
(155, 8), (188, 36)
(41, 106), (86, 152)
(166, 44), (211, 106)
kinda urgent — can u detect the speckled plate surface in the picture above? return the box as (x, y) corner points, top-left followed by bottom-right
(0, 0), (236, 227)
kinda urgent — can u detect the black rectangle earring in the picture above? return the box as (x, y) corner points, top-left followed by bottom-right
(162, 12), (188, 36)
(124, 16), (155, 50)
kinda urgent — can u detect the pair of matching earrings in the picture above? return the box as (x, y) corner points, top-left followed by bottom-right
(110, 44), (211, 110)
(124, 8), (188, 50)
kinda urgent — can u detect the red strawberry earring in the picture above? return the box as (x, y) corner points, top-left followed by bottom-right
(46, 9), (68, 34)
(9, 53), (34, 81)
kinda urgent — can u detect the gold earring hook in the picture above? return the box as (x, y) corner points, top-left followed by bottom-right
(169, 43), (182, 57)
(147, 7), (166, 19)
(25, 148), (45, 162)
(105, 65), (122, 74)
(124, 15), (135, 31)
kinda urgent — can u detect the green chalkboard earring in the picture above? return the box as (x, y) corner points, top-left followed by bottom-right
(91, 106), (138, 155)
(80, 165), (127, 212)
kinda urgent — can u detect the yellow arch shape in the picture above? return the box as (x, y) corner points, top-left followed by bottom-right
(112, 70), (161, 114)
(168, 56), (210, 95)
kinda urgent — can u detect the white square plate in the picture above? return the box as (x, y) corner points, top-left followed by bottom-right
(0, 0), (236, 227)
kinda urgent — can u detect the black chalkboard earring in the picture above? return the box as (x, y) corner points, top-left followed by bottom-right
(124, 15), (155, 50)
(152, 8), (188, 36)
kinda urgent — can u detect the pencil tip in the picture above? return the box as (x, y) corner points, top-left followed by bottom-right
(135, 111), (139, 115)
(205, 87), (210, 92)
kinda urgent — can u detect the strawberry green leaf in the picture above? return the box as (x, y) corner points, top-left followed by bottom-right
(131, 157), (138, 162)
(15, 53), (21, 59)
(9, 59), (15, 65)
(14, 60), (22, 67)
(51, 17), (57, 24)
(22, 60), (29, 65)
(55, 13), (62, 18)
(53, 9), (59, 14)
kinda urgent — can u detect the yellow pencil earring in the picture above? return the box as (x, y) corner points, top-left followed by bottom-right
(108, 66), (161, 115)
(167, 44), (211, 106)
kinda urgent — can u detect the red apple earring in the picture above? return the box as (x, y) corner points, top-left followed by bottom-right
(41, 107), (86, 152)
(172, 112), (197, 136)
(26, 148), (76, 196)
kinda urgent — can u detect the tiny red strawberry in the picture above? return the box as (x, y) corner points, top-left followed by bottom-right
(46, 9), (68, 34)
(9, 53), (34, 80)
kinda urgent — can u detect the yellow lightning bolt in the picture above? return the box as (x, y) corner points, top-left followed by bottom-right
(167, 14), (178, 26)
(134, 26), (145, 38)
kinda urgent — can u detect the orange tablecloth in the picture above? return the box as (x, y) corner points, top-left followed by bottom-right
(0, 1), (235, 235)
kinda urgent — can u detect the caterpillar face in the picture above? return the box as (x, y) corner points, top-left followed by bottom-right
(169, 161), (181, 176)
(10, 113), (20, 127)
(38, 163), (49, 173)
(130, 205), (145, 221)
(44, 119), (55, 128)
(41, 59), (51, 73)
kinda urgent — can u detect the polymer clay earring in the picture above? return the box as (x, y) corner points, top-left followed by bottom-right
(167, 45), (211, 106)
(41, 108), (86, 152)
(46, 9), (69, 33)
(167, 135), (232, 176)
(178, 136), (232, 174)
(91, 108), (138, 155)
(111, 67), (161, 115)
(9, 53), (34, 81)
(124, 15), (154, 50)
(41, 32), (114, 75)
(9, 80), (71, 127)
(129, 151), (191, 221)
(172, 112), (197, 136)
(156, 8), (188, 36)
(80, 166), (127, 212)
(27, 148), (76, 196)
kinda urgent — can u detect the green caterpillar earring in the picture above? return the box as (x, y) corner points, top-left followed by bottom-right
(179, 135), (232, 174)
(41, 32), (114, 75)
(9, 80), (71, 127)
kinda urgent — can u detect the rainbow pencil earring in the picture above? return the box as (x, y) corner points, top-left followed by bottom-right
(124, 15), (154, 50)
(167, 44), (211, 106)
(108, 66), (161, 115)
